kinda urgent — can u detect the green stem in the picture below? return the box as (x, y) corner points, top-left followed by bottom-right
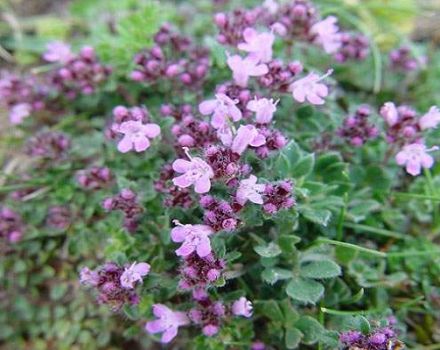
(343, 222), (407, 240)
(336, 194), (348, 241)
(393, 192), (440, 201)
(320, 307), (381, 316)
(315, 238), (387, 257)
(424, 168), (439, 227)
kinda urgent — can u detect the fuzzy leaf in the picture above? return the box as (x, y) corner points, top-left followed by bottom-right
(286, 277), (324, 304)
(300, 260), (342, 279)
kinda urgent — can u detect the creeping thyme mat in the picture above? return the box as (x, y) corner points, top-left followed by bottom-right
(1, 0), (440, 349)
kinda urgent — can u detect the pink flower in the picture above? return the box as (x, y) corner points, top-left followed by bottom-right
(395, 143), (438, 176)
(263, 0), (279, 14)
(199, 93), (242, 129)
(290, 69), (333, 105)
(227, 54), (269, 87)
(380, 102), (399, 126)
(79, 267), (99, 286)
(237, 28), (275, 63)
(232, 297), (253, 318)
(145, 304), (190, 343)
(120, 262), (150, 289)
(310, 16), (342, 54)
(115, 120), (160, 153)
(419, 106), (440, 130)
(172, 148), (214, 193)
(246, 97), (279, 124)
(217, 124), (234, 146)
(171, 220), (214, 257)
(236, 175), (265, 206)
(43, 41), (73, 63)
(231, 125), (266, 155)
(9, 103), (31, 124)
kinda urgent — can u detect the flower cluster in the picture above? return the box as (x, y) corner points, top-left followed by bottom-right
(334, 33), (369, 63)
(337, 105), (379, 147)
(380, 102), (440, 175)
(389, 46), (424, 72)
(0, 71), (46, 125)
(154, 164), (194, 208)
(131, 24), (210, 87)
(80, 262), (150, 311)
(0, 207), (24, 243)
(200, 195), (240, 232)
(25, 131), (71, 161)
(76, 166), (113, 190)
(48, 45), (111, 99)
(102, 189), (143, 232)
(339, 321), (401, 350)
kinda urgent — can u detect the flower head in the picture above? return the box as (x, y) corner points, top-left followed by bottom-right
(145, 304), (190, 343)
(290, 69), (332, 105)
(231, 125), (266, 155)
(232, 297), (253, 317)
(246, 97), (279, 124)
(43, 41), (73, 63)
(395, 143), (438, 176)
(9, 103), (31, 125)
(172, 148), (214, 193)
(419, 106), (440, 130)
(199, 93), (242, 129)
(115, 120), (160, 153)
(237, 28), (275, 63)
(171, 220), (214, 258)
(310, 16), (341, 54)
(120, 262), (150, 289)
(236, 175), (265, 206)
(80, 267), (99, 286)
(227, 54), (268, 87)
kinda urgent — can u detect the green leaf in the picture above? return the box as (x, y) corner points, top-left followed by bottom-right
(279, 235), (301, 253)
(286, 277), (324, 304)
(255, 300), (284, 321)
(295, 316), (324, 344)
(262, 267), (293, 285)
(285, 327), (303, 349)
(292, 153), (315, 178)
(254, 242), (282, 258)
(300, 206), (332, 227)
(300, 260), (342, 279)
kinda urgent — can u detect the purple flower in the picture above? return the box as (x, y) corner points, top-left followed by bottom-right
(380, 102), (399, 126)
(236, 175), (265, 206)
(115, 120), (160, 153)
(237, 28), (275, 63)
(172, 148), (214, 194)
(339, 330), (362, 345)
(76, 166), (112, 190)
(80, 267), (99, 286)
(145, 304), (190, 343)
(0, 207), (24, 243)
(310, 16), (341, 54)
(227, 54), (269, 87)
(199, 93), (242, 129)
(232, 297), (253, 317)
(171, 220), (214, 258)
(9, 103), (31, 125)
(290, 69), (332, 105)
(120, 262), (150, 289)
(246, 97), (279, 124)
(231, 125), (266, 155)
(43, 41), (73, 63)
(419, 106), (440, 130)
(395, 143), (438, 176)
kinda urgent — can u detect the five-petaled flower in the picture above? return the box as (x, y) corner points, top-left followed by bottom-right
(199, 93), (242, 129)
(115, 120), (161, 153)
(145, 304), (190, 343)
(172, 148), (214, 193)
(395, 143), (438, 176)
(237, 28), (275, 63)
(246, 97), (279, 124)
(231, 125), (266, 155)
(227, 54), (269, 87)
(290, 70), (333, 105)
(120, 262), (150, 289)
(419, 106), (440, 130)
(310, 16), (341, 54)
(232, 297), (253, 318)
(171, 220), (214, 258)
(236, 175), (265, 206)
